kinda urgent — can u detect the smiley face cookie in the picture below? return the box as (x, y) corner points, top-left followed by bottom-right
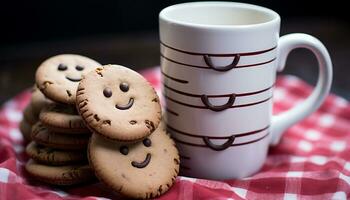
(36, 54), (100, 104)
(76, 65), (161, 141)
(88, 124), (179, 199)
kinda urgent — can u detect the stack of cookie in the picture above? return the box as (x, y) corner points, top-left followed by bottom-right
(24, 54), (101, 185)
(77, 65), (180, 199)
(20, 86), (51, 142)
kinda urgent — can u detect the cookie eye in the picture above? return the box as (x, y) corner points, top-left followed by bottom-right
(58, 64), (68, 71)
(76, 65), (84, 71)
(143, 138), (152, 147)
(103, 88), (112, 98)
(119, 83), (129, 92)
(120, 146), (129, 155)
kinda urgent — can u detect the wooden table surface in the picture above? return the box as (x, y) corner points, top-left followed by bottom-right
(0, 18), (349, 105)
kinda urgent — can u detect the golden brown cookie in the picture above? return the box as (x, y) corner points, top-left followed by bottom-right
(31, 122), (90, 150)
(35, 54), (100, 104)
(39, 103), (89, 134)
(25, 159), (94, 185)
(19, 119), (32, 141)
(26, 141), (87, 165)
(77, 65), (161, 142)
(88, 124), (179, 199)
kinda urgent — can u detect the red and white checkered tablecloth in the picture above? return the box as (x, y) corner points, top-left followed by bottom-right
(1, 67), (350, 200)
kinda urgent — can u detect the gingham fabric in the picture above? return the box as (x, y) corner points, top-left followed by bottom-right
(1, 67), (350, 200)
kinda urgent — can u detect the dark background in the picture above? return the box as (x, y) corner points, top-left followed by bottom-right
(0, 0), (349, 104)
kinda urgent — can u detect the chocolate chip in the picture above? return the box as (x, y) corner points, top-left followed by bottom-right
(143, 138), (152, 147)
(58, 64), (68, 71)
(144, 120), (155, 133)
(152, 98), (158, 102)
(75, 65), (84, 71)
(103, 88), (112, 98)
(66, 90), (72, 97)
(102, 120), (111, 125)
(93, 114), (100, 121)
(129, 120), (137, 125)
(119, 82), (129, 92)
(120, 146), (129, 155)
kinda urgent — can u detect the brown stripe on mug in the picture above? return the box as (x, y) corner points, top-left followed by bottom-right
(162, 82), (274, 98)
(163, 93), (272, 110)
(164, 107), (179, 116)
(173, 132), (270, 150)
(167, 124), (270, 139)
(160, 41), (277, 56)
(160, 67), (189, 84)
(161, 53), (277, 69)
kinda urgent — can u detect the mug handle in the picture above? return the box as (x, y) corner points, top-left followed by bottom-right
(270, 33), (333, 145)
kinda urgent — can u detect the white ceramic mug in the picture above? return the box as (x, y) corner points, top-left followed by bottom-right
(159, 2), (332, 180)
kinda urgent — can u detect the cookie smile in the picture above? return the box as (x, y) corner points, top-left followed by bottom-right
(115, 98), (134, 110)
(66, 76), (82, 82)
(131, 153), (151, 168)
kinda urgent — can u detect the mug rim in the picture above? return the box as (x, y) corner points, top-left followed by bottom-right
(159, 1), (280, 29)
